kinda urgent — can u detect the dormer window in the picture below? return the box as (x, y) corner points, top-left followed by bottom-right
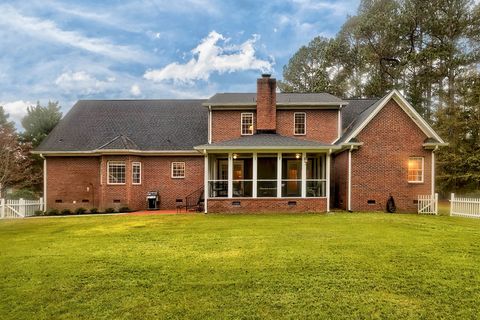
(241, 113), (254, 135)
(294, 112), (306, 135)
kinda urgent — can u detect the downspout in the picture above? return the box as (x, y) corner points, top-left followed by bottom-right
(431, 145), (438, 196)
(40, 154), (47, 211)
(326, 149), (332, 213)
(347, 145), (353, 212)
(208, 106), (212, 144)
(203, 149), (208, 213)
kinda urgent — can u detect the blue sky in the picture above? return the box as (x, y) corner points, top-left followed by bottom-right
(0, 0), (360, 128)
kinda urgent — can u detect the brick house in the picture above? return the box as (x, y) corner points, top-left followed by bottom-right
(33, 74), (446, 213)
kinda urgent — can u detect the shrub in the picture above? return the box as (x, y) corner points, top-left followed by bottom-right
(8, 188), (38, 200)
(34, 210), (44, 216)
(74, 207), (87, 215)
(61, 208), (72, 215)
(47, 208), (59, 216)
(118, 206), (131, 213)
(90, 208), (98, 214)
(105, 207), (116, 213)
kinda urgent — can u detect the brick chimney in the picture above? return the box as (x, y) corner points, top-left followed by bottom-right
(256, 74), (276, 133)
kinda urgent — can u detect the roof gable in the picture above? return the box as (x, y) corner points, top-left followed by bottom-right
(98, 135), (139, 150)
(340, 90), (445, 144)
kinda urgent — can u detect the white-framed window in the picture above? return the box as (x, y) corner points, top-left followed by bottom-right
(408, 157), (424, 183)
(107, 161), (126, 184)
(241, 113), (254, 135)
(132, 162), (141, 185)
(294, 112), (306, 135)
(171, 162), (185, 178)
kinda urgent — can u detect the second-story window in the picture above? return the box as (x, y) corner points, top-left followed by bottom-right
(294, 112), (306, 135)
(241, 113), (254, 135)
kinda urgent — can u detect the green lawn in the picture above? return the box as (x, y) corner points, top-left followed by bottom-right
(1, 213), (479, 319)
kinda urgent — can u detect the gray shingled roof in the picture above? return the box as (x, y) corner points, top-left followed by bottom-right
(206, 93), (344, 105)
(196, 134), (337, 150)
(337, 97), (383, 143)
(36, 100), (208, 152)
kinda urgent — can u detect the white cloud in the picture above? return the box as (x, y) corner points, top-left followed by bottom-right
(291, 0), (352, 16)
(130, 84), (142, 96)
(0, 4), (149, 61)
(55, 71), (111, 94)
(1, 100), (34, 128)
(144, 31), (273, 83)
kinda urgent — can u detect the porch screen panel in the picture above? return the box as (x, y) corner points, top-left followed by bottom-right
(232, 154), (253, 197)
(306, 153), (326, 197)
(257, 154), (277, 197)
(281, 153), (302, 197)
(208, 154), (228, 198)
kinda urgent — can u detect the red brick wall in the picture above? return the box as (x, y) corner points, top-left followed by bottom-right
(212, 109), (339, 143)
(46, 157), (100, 210)
(46, 155), (204, 211)
(256, 76), (276, 131)
(350, 99), (432, 212)
(211, 110), (256, 142)
(332, 151), (348, 210)
(276, 110), (339, 143)
(207, 198), (327, 213)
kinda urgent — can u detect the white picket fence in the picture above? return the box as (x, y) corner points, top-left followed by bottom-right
(450, 193), (480, 219)
(418, 193), (438, 215)
(0, 198), (44, 219)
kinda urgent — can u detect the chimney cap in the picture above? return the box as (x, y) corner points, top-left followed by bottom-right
(261, 73), (271, 78)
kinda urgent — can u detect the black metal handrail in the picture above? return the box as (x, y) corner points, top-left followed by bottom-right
(185, 187), (204, 212)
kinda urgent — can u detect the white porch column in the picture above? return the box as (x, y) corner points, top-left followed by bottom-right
(204, 153), (208, 213)
(228, 153), (233, 198)
(301, 152), (307, 198)
(326, 150), (331, 212)
(277, 153), (282, 198)
(253, 153), (258, 198)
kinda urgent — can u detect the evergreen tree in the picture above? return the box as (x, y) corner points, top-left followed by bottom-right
(21, 101), (62, 147)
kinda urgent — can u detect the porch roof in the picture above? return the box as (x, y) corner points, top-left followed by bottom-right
(195, 134), (340, 151)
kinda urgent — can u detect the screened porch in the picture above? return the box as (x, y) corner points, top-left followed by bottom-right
(206, 152), (327, 199)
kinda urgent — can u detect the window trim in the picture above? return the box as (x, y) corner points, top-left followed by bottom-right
(171, 162), (186, 179)
(408, 157), (424, 183)
(132, 162), (142, 185)
(241, 112), (254, 136)
(294, 112), (306, 135)
(107, 161), (126, 185)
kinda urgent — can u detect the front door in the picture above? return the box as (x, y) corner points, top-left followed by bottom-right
(287, 160), (300, 196)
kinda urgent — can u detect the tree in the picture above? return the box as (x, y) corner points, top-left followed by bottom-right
(281, 0), (480, 194)
(0, 106), (14, 131)
(21, 101), (62, 147)
(0, 110), (40, 198)
(278, 37), (336, 94)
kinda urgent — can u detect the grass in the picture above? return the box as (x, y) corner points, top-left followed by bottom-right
(1, 213), (479, 319)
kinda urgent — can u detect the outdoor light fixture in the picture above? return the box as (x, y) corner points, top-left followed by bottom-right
(233, 154), (238, 159)
(295, 153), (301, 159)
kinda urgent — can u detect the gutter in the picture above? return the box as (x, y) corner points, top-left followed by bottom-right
(40, 154), (47, 211)
(31, 149), (203, 156)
